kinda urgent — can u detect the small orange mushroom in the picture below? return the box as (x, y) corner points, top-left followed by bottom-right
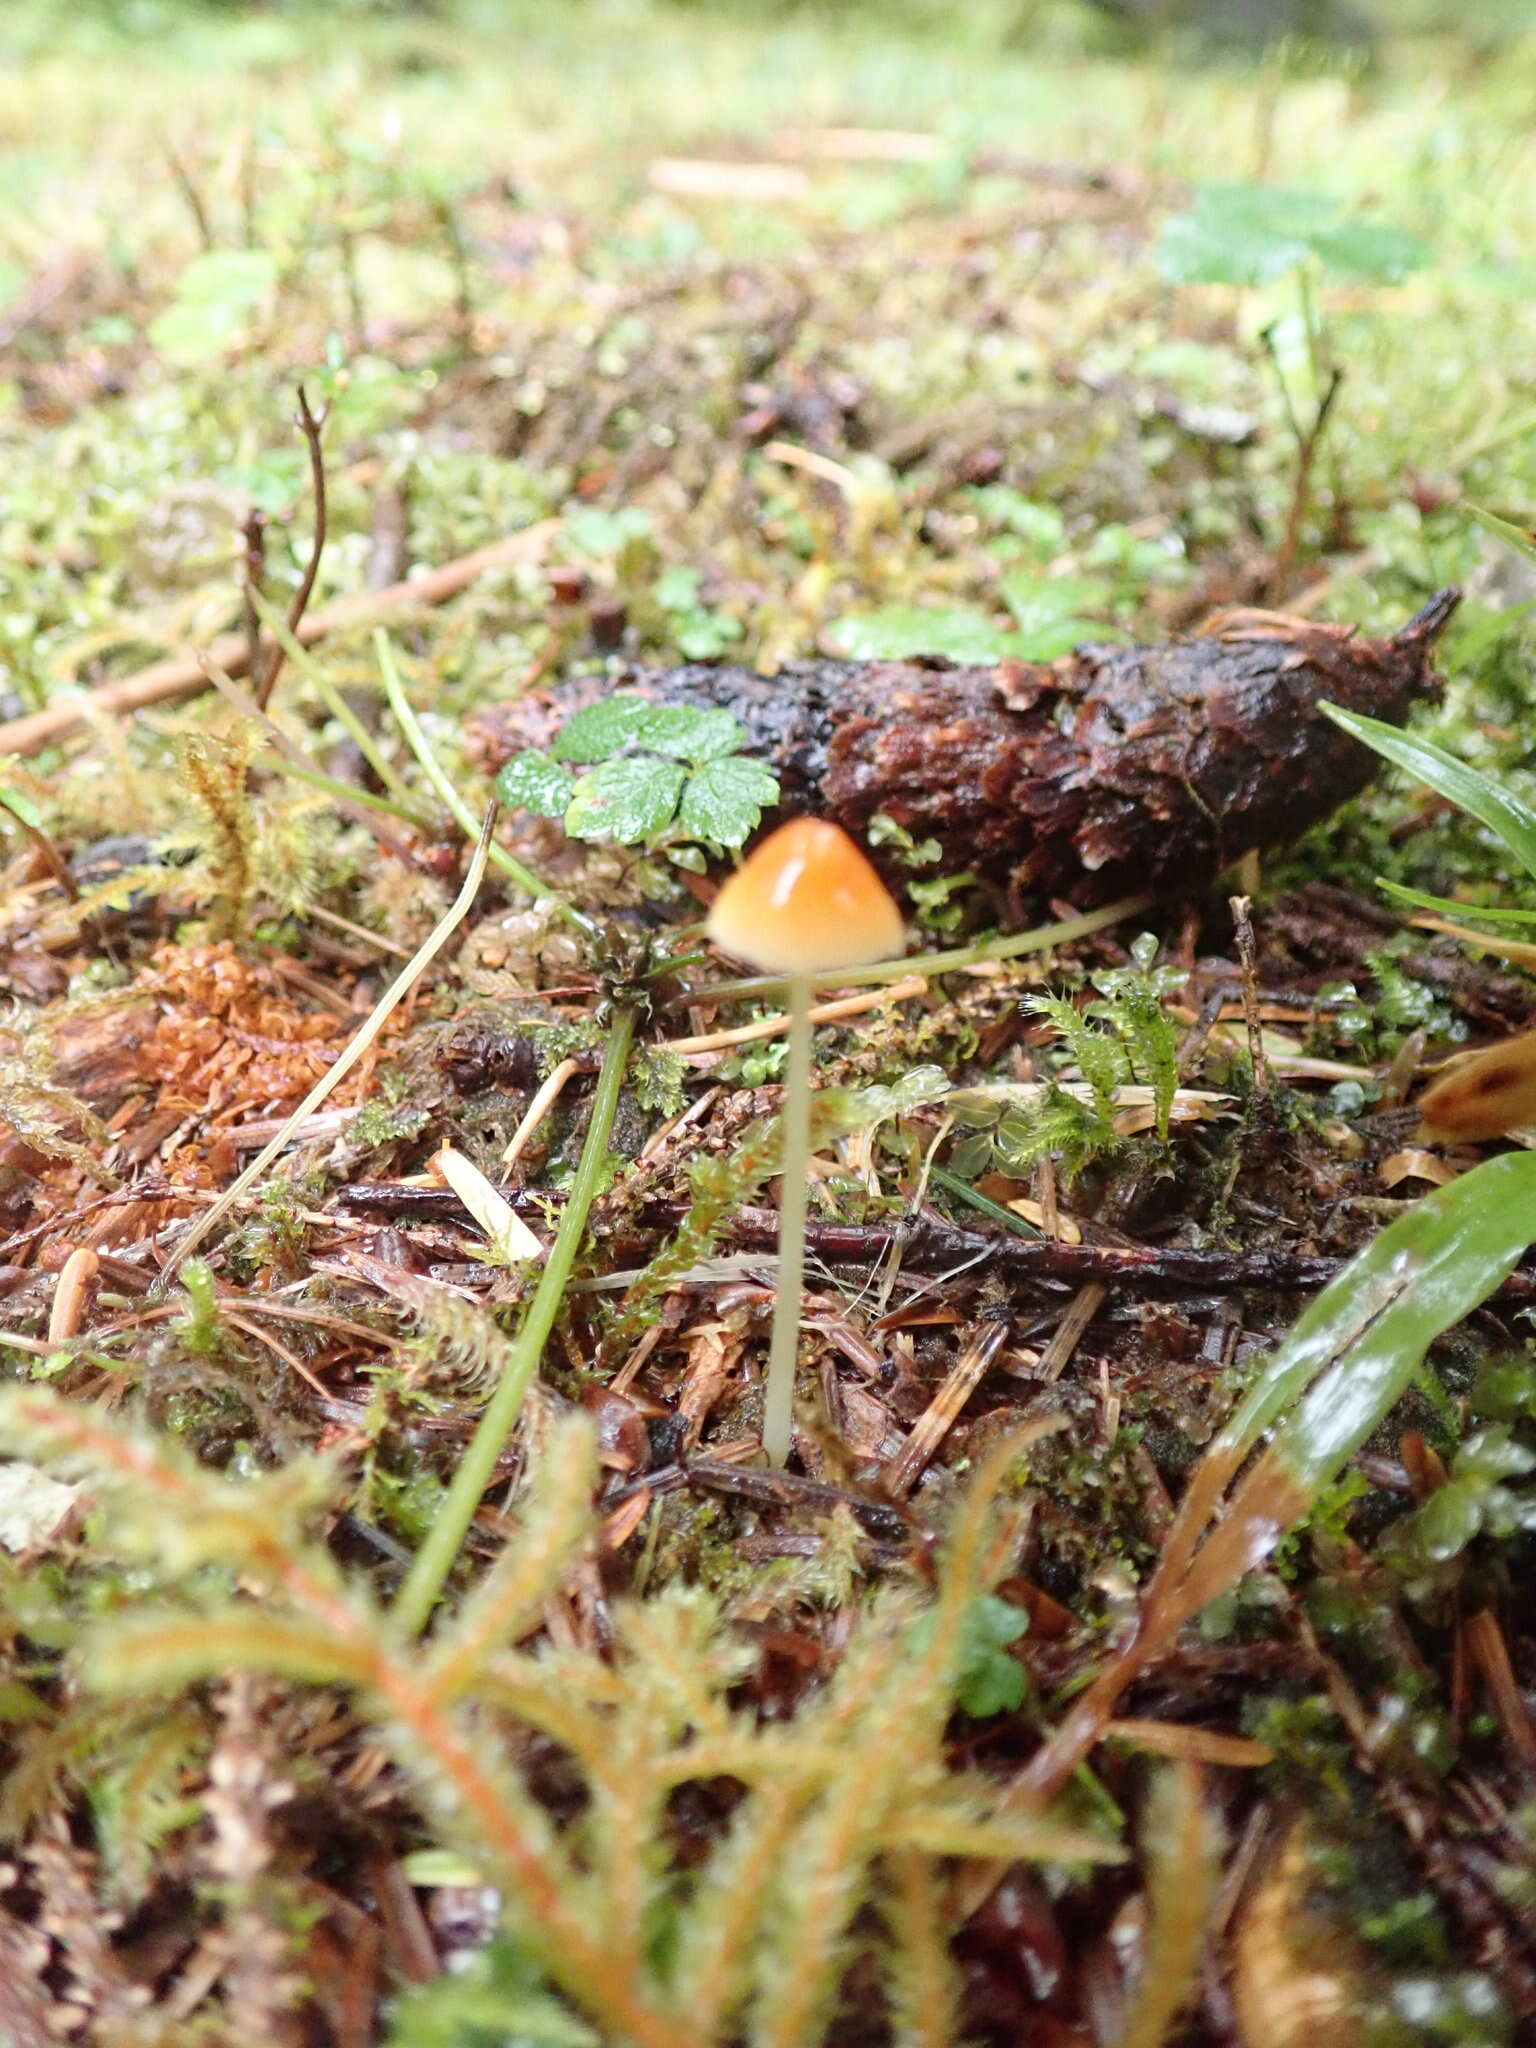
(705, 816), (905, 974)
(706, 819), (905, 1464)
(1417, 1026), (1536, 1145)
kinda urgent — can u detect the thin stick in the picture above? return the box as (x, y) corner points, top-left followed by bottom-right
(392, 1006), (637, 1633)
(761, 971), (814, 1467)
(240, 507), (266, 682)
(0, 521), (558, 757)
(155, 809), (498, 1288)
(661, 974), (928, 1056)
(502, 1057), (582, 1166)
(682, 896), (1152, 1004)
(255, 387), (329, 710)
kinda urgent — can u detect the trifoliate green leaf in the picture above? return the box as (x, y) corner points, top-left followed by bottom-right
(678, 756), (780, 846)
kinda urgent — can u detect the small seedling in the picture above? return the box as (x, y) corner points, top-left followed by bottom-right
(497, 694), (779, 853)
(706, 818), (905, 1466)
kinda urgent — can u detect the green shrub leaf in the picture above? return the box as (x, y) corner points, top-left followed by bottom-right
(678, 756), (780, 846)
(564, 756), (685, 843)
(828, 607), (1018, 662)
(496, 753), (574, 819)
(551, 696), (657, 764)
(635, 704), (746, 763)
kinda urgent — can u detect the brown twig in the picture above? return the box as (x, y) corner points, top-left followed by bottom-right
(0, 792), (78, 900)
(255, 388), (329, 710)
(1273, 359), (1344, 589)
(240, 507), (267, 683)
(0, 520), (558, 757)
(162, 134), (214, 249)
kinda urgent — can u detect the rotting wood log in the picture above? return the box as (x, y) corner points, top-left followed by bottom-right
(474, 588), (1460, 902)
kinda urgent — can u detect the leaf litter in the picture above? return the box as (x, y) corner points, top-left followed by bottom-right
(2, 5), (1536, 2043)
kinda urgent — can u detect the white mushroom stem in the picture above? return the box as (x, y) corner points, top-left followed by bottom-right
(762, 971), (814, 1467)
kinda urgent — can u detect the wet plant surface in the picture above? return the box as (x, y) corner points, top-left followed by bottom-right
(4, 4), (1536, 2043)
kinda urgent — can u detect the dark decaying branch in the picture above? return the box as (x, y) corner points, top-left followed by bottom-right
(476, 589), (1461, 905)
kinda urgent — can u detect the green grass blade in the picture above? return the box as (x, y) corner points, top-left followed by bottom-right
(1378, 878), (1536, 927)
(1320, 699), (1536, 884)
(1468, 501), (1536, 568)
(1220, 1151), (1536, 1485)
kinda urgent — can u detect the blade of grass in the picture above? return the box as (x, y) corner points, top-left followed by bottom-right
(1468, 501), (1536, 567)
(1320, 700), (1536, 883)
(376, 627), (600, 941)
(961, 1149), (1536, 1913)
(250, 587), (428, 821)
(1378, 878), (1536, 927)
(251, 749), (431, 831)
(392, 1005), (637, 1634)
(683, 894), (1153, 1003)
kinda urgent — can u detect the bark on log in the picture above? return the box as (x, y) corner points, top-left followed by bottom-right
(475, 588), (1460, 902)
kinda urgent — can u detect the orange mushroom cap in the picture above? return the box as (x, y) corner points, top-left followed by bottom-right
(706, 817), (905, 973)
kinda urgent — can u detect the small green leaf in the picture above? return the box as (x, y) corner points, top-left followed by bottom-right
(551, 696), (657, 764)
(1306, 218), (1429, 282)
(1321, 701), (1536, 886)
(999, 572), (1115, 658)
(1416, 1481), (1485, 1563)
(636, 704), (746, 764)
(653, 564), (702, 611)
(496, 753), (573, 819)
(1156, 184), (1427, 289)
(148, 249), (279, 364)
(675, 613), (744, 661)
(1156, 183), (1334, 286)
(953, 1595), (1029, 1718)
(565, 756), (684, 844)
(678, 756), (780, 847)
(564, 505), (652, 557)
(828, 607), (1017, 662)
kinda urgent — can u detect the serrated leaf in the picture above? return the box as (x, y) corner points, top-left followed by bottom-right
(496, 753), (573, 819)
(634, 703), (745, 763)
(828, 607), (1018, 662)
(564, 756), (684, 844)
(677, 756), (779, 847)
(551, 696), (656, 764)
(1321, 701), (1536, 885)
(952, 1595), (1029, 1718)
